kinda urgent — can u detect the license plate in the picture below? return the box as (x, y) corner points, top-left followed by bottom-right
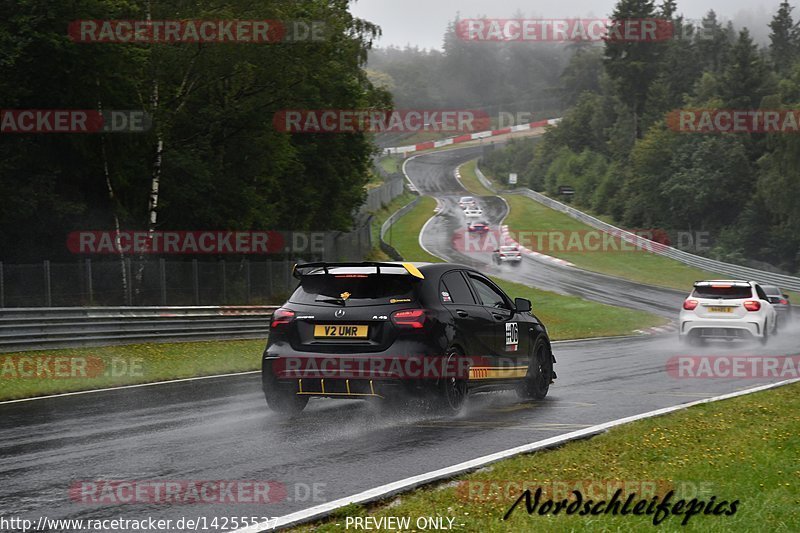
(314, 325), (368, 338)
(708, 307), (733, 313)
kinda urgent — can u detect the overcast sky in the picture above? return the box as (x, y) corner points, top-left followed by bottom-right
(350, 0), (777, 50)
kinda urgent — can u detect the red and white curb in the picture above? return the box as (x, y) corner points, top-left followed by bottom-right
(384, 118), (561, 155)
(501, 225), (574, 267)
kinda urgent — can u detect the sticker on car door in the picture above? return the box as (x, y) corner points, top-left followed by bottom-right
(505, 322), (519, 351)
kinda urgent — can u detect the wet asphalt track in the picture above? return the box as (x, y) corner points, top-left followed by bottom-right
(1, 144), (799, 531)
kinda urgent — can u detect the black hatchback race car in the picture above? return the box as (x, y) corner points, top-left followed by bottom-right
(262, 262), (556, 415)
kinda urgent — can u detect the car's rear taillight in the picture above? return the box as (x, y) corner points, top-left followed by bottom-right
(683, 299), (698, 311)
(779, 299), (788, 305)
(391, 309), (426, 329)
(271, 308), (295, 328)
(743, 300), (761, 312)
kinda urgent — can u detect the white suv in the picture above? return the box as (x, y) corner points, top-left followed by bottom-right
(679, 280), (777, 346)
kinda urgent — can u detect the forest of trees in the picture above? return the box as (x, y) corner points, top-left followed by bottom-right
(366, 24), (571, 118)
(484, 1), (800, 275)
(0, 0), (389, 262)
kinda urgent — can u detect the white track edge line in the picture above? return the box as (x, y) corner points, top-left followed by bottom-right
(0, 370), (260, 405)
(231, 378), (800, 532)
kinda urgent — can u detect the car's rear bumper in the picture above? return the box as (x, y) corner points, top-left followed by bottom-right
(679, 318), (764, 338)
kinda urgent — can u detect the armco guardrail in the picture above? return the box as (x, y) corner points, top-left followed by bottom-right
(380, 197), (422, 260)
(509, 187), (800, 292)
(0, 306), (278, 352)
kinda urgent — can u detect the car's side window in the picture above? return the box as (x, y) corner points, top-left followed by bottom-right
(440, 271), (477, 305)
(755, 285), (768, 301)
(468, 274), (510, 309)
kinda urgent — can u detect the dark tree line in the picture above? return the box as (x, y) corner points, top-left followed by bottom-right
(0, 0), (389, 262)
(487, 1), (800, 274)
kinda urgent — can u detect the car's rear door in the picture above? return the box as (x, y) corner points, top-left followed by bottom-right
(439, 270), (495, 357)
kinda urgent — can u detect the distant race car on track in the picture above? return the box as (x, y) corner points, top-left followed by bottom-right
(493, 245), (523, 264)
(679, 280), (778, 346)
(262, 262), (556, 416)
(467, 221), (490, 233)
(464, 206), (483, 218)
(458, 196), (476, 209)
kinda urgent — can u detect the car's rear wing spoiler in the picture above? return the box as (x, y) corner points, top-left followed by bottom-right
(293, 262), (425, 280)
(693, 281), (751, 288)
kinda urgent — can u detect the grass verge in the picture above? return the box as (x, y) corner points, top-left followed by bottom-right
(294, 381), (800, 532)
(0, 339), (265, 401)
(502, 195), (724, 292)
(389, 197), (667, 340)
(457, 160), (495, 197)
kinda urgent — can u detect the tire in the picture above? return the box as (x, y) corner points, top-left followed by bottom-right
(264, 386), (309, 417)
(517, 336), (553, 400)
(432, 347), (468, 414)
(759, 322), (769, 346)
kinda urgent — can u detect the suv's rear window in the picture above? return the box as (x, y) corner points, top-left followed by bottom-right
(692, 286), (753, 299)
(290, 274), (416, 306)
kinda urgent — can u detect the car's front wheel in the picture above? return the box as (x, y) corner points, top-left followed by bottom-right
(517, 336), (553, 400)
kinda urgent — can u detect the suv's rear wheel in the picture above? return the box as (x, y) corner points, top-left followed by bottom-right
(517, 336), (553, 400)
(760, 321), (770, 346)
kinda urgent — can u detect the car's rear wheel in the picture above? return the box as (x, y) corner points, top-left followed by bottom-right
(264, 386), (309, 417)
(433, 347), (468, 414)
(760, 321), (770, 346)
(517, 336), (553, 400)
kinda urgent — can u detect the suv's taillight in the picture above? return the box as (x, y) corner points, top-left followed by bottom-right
(271, 308), (295, 328)
(391, 309), (426, 329)
(743, 300), (761, 312)
(779, 298), (788, 305)
(683, 299), (698, 311)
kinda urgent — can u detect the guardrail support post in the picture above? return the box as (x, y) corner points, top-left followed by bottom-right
(192, 259), (199, 305)
(159, 258), (167, 305)
(0, 261), (4, 308)
(267, 260), (273, 298)
(85, 259), (93, 304)
(125, 258), (132, 306)
(221, 260), (227, 304)
(44, 260), (52, 307)
(245, 259), (251, 304)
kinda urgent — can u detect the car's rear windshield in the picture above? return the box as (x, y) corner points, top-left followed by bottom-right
(500, 246), (518, 252)
(762, 286), (782, 296)
(692, 286), (753, 299)
(290, 273), (417, 306)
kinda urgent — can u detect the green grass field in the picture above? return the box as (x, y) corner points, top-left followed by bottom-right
(295, 381), (800, 532)
(458, 160), (495, 196)
(0, 339), (265, 401)
(502, 195), (724, 292)
(388, 197), (666, 340)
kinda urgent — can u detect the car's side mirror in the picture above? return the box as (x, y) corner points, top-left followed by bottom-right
(514, 297), (531, 313)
